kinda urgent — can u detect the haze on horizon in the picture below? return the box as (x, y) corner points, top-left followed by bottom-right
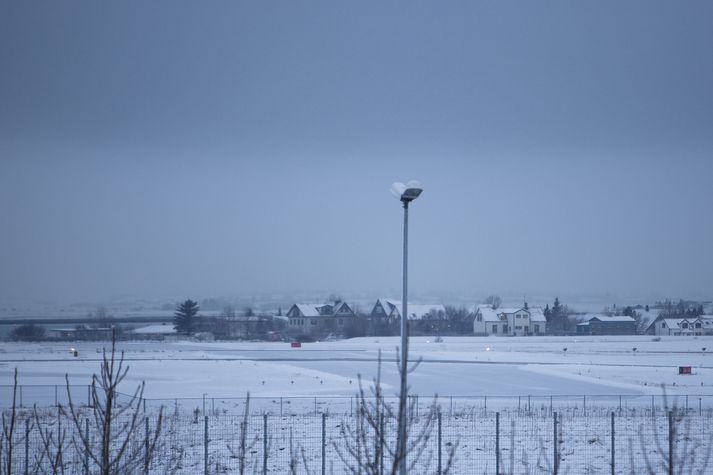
(1, 1), (712, 306)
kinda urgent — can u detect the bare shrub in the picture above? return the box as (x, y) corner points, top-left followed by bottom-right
(64, 330), (165, 475)
(226, 394), (261, 475)
(633, 388), (713, 475)
(334, 351), (457, 474)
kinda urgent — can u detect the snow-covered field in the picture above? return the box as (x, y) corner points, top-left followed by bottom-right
(3, 336), (713, 474)
(2, 335), (712, 411)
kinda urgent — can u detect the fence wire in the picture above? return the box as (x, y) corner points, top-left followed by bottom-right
(2, 408), (712, 474)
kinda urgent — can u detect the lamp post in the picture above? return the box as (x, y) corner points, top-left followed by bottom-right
(391, 180), (423, 475)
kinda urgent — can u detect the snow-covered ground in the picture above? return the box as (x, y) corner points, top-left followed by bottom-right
(3, 336), (713, 473)
(2, 335), (712, 411)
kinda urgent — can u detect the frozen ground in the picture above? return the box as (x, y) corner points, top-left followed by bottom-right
(4, 336), (713, 473)
(2, 335), (712, 409)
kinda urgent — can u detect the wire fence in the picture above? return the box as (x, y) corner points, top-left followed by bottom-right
(3, 385), (713, 418)
(2, 407), (712, 474)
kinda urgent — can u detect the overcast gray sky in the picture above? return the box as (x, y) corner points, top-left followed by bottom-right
(1, 1), (712, 304)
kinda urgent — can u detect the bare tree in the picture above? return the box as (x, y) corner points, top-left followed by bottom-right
(634, 389), (713, 474)
(334, 352), (457, 475)
(64, 330), (164, 475)
(32, 406), (68, 475)
(226, 394), (261, 475)
(288, 428), (302, 475)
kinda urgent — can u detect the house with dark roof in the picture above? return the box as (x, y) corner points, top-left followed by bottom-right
(575, 315), (636, 335)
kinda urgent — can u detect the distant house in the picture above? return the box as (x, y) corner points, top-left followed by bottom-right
(286, 301), (356, 337)
(472, 305), (546, 336)
(370, 299), (446, 323)
(649, 316), (713, 336)
(576, 315), (636, 335)
(48, 326), (114, 340)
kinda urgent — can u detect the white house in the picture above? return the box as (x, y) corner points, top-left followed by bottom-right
(652, 316), (713, 336)
(286, 301), (356, 336)
(473, 305), (546, 336)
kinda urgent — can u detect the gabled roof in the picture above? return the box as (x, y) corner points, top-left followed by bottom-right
(528, 308), (547, 322)
(649, 315), (713, 332)
(496, 307), (525, 314)
(589, 315), (636, 323)
(473, 305), (547, 322)
(374, 298), (398, 317)
(291, 302), (355, 318)
(661, 318), (695, 329)
(333, 301), (355, 315)
(294, 304), (323, 317)
(473, 305), (504, 322)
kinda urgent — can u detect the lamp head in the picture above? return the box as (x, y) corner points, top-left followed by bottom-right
(391, 181), (423, 203)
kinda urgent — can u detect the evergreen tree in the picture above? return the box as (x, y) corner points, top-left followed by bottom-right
(174, 299), (199, 335)
(547, 297), (571, 335)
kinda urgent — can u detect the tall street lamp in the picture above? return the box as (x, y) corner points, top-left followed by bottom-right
(390, 180), (423, 475)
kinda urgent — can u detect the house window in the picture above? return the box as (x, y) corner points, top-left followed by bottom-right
(696, 323), (702, 328)
(477, 315), (482, 322)
(682, 323), (688, 329)
(524, 326), (529, 333)
(311, 319), (317, 325)
(338, 319), (343, 325)
(515, 326), (522, 330)
(661, 322), (665, 328)
(492, 325), (497, 333)
(534, 325), (540, 333)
